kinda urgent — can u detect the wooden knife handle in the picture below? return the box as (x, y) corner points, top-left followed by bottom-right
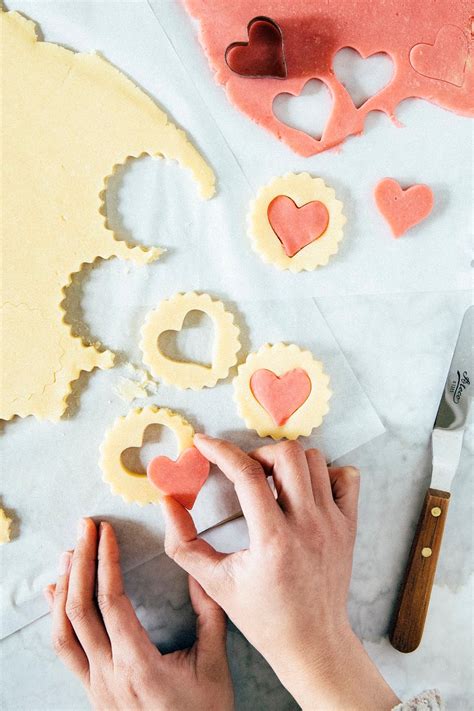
(390, 488), (450, 653)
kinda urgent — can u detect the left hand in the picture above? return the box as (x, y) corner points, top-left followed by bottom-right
(44, 518), (234, 711)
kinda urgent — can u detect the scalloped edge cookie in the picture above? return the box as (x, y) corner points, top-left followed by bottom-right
(99, 405), (194, 505)
(248, 173), (346, 272)
(140, 292), (241, 390)
(233, 343), (331, 439)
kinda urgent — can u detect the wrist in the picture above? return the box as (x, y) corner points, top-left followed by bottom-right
(270, 624), (399, 711)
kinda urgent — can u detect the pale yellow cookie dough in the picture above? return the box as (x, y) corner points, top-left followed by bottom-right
(233, 343), (331, 439)
(1, 10), (215, 421)
(100, 406), (194, 505)
(140, 293), (241, 389)
(248, 173), (346, 272)
(0, 509), (13, 544)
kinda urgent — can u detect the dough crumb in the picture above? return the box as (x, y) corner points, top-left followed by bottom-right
(0, 509), (12, 544)
(115, 367), (158, 402)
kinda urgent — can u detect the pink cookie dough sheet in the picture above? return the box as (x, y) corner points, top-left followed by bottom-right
(184, 0), (474, 156)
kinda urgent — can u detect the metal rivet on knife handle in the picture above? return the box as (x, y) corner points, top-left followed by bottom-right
(431, 507), (442, 517)
(421, 547), (432, 558)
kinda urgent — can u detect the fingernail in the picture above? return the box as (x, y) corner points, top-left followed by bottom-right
(77, 518), (87, 540)
(194, 433), (209, 442)
(98, 521), (106, 539)
(58, 551), (72, 576)
(347, 466), (360, 477)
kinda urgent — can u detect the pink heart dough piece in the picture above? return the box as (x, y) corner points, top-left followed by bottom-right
(410, 25), (469, 88)
(267, 195), (329, 257)
(374, 178), (434, 238)
(250, 368), (312, 426)
(147, 446), (210, 510)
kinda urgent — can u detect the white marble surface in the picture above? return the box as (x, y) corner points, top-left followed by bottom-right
(2, 291), (473, 710)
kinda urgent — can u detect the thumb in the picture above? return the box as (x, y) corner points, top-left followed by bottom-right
(162, 496), (227, 596)
(189, 575), (228, 660)
(328, 466), (360, 524)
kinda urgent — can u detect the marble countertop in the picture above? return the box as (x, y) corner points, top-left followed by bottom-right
(2, 290), (472, 710)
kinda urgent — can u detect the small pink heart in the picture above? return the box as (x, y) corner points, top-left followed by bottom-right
(267, 196), (329, 257)
(374, 178), (434, 238)
(147, 446), (210, 510)
(250, 368), (312, 426)
(410, 25), (468, 87)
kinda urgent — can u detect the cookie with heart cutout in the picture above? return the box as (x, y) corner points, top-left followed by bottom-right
(248, 173), (346, 272)
(140, 292), (241, 390)
(233, 343), (331, 440)
(99, 405), (195, 505)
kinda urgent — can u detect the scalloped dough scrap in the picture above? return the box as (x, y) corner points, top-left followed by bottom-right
(140, 293), (241, 389)
(1, 10), (215, 421)
(248, 173), (346, 272)
(184, 0), (474, 156)
(100, 406), (195, 505)
(233, 343), (331, 440)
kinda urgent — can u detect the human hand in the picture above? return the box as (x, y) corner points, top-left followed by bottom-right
(44, 518), (233, 711)
(163, 436), (399, 711)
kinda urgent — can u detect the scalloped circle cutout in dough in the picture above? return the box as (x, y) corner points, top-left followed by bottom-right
(1, 9), (215, 422)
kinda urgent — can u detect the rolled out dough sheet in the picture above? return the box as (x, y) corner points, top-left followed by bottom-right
(0, 9), (215, 421)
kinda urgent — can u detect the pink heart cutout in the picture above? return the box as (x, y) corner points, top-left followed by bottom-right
(374, 178), (434, 238)
(267, 196), (329, 257)
(410, 25), (468, 88)
(250, 368), (312, 426)
(147, 446), (210, 510)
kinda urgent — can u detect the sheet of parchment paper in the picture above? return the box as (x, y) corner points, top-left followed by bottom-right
(1, 1), (383, 638)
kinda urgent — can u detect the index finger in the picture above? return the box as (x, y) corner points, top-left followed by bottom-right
(194, 434), (283, 543)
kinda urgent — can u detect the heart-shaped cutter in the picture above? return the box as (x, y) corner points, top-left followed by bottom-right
(140, 292), (241, 390)
(225, 16), (287, 79)
(99, 405), (194, 505)
(233, 342), (331, 440)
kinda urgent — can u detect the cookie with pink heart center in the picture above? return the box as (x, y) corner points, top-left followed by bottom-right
(268, 196), (330, 257)
(250, 368), (312, 426)
(147, 446), (210, 510)
(374, 178), (434, 238)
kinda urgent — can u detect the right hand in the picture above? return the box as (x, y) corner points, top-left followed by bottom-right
(163, 434), (400, 711)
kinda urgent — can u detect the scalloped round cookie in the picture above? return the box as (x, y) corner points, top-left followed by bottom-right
(140, 292), (241, 390)
(233, 343), (331, 440)
(248, 173), (346, 272)
(99, 406), (194, 505)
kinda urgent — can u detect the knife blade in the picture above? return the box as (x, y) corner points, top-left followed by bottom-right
(390, 306), (473, 653)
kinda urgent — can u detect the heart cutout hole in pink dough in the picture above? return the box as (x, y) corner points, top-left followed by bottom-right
(121, 423), (178, 476)
(158, 310), (214, 368)
(250, 368), (312, 426)
(272, 78), (332, 139)
(333, 47), (393, 108)
(267, 196), (330, 257)
(147, 446), (210, 510)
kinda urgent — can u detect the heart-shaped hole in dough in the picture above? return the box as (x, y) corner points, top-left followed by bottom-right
(333, 48), (393, 108)
(272, 79), (332, 139)
(120, 423), (178, 476)
(158, 310), (214, 368)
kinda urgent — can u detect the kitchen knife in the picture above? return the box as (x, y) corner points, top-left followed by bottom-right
(390, 305), (473, 653)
